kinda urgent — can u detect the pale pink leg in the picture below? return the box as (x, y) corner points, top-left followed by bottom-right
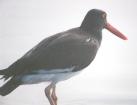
(45, 83), (56, 105)
(51, 85), (57, 105)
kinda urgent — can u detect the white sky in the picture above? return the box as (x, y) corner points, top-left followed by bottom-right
(0, 0), (137, 105)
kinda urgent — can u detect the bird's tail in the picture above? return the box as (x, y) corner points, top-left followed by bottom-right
(0, 78), (20, 96)
(0, 68), (9, 80)
(0, 69), (7, 76)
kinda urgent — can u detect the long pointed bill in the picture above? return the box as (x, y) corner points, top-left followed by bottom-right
(105, 23), (128, 40)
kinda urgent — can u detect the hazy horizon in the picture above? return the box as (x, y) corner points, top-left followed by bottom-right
(0, 0), (137, 105)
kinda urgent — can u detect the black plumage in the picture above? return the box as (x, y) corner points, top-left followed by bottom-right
(0, 9), (127, 105)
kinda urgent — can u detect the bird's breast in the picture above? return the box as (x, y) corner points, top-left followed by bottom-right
(68, 37), (100, 71)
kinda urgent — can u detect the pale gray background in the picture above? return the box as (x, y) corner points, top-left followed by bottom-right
(0, 0), (137, 105)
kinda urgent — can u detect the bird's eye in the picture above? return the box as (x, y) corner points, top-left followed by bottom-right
(102, 13), (106, 19)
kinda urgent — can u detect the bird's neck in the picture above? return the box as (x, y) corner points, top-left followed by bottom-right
(79, 26), (102, 44)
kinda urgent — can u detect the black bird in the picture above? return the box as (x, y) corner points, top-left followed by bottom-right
(0, 9), (127, 105)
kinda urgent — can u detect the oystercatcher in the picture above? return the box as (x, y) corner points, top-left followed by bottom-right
(0, 9), (127, 105)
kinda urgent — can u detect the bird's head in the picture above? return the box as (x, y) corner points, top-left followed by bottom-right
(80, 9), (127, 40)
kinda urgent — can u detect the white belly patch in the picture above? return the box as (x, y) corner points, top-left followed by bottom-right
(21, 67), (81, 84)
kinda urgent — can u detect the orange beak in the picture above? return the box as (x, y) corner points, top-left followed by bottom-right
(105, 23), (128, 40)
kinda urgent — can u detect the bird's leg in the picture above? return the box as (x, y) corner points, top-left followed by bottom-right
(45, 83), (56, 105)
(51, 85), (57, 105)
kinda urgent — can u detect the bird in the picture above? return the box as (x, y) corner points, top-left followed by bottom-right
(0, 9), (127, 105)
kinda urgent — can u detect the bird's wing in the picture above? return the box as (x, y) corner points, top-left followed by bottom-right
(7, 29), (98, 77)
(6, 31), (64, 76)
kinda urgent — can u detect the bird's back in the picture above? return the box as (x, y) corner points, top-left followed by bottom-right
(4, 28), (100, 78)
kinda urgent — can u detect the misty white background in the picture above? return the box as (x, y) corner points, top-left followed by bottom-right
(0, 0), (137, 105)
